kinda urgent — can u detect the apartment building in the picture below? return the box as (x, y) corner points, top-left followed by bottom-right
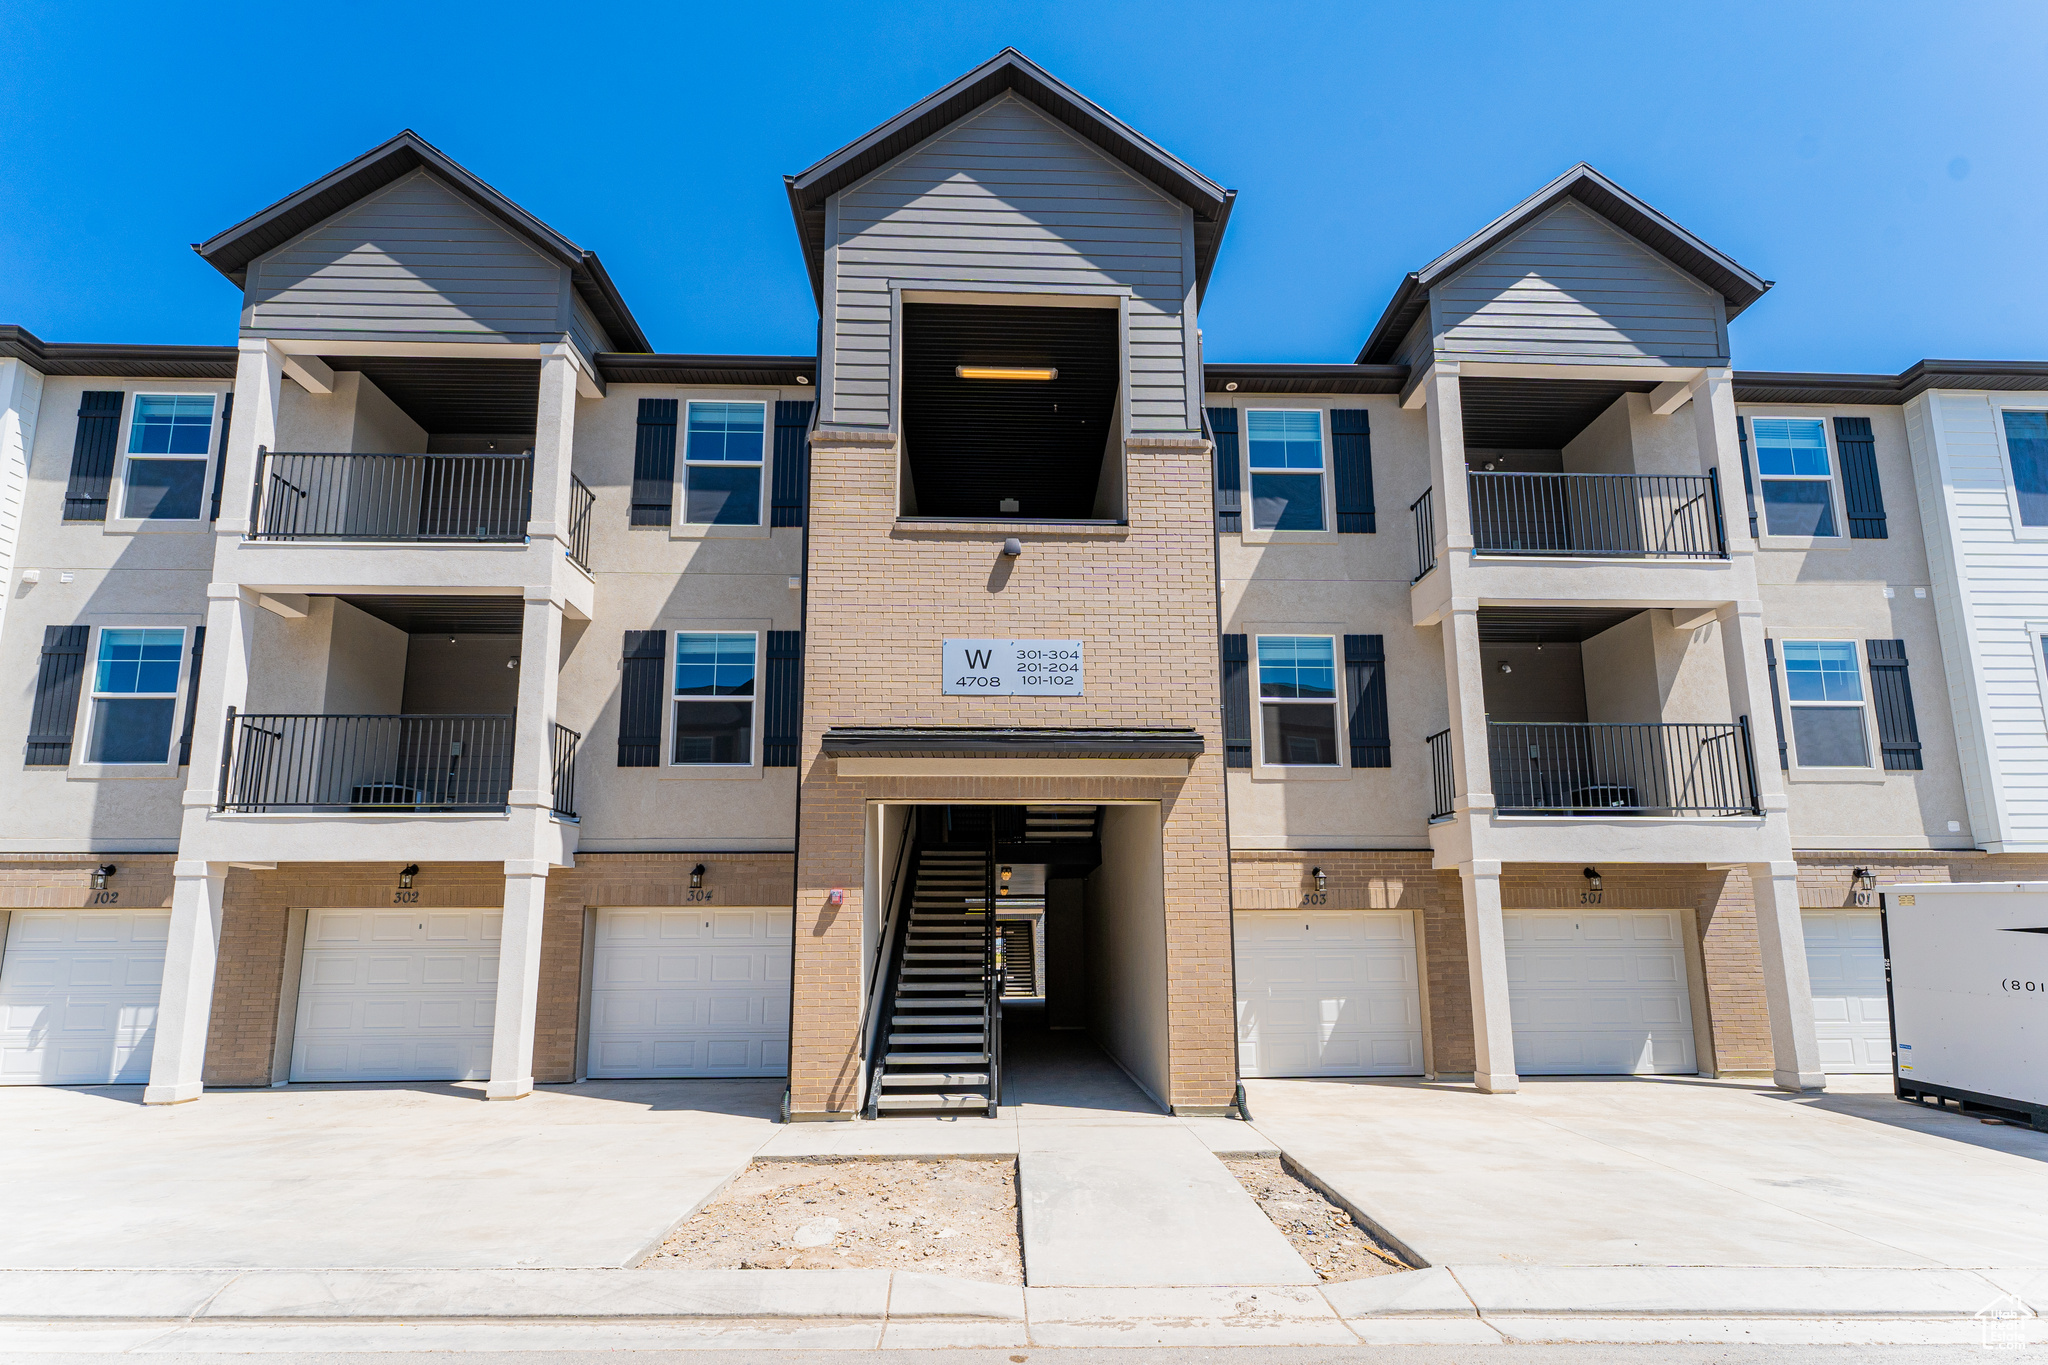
(1, 49), (2040, 1116)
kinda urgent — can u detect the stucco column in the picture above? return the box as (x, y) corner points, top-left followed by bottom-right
(526, 348), (580, 551)
(1746, 860), (1825, 1091)
(142, 861), (229, 1104)
(1458, 860), (1518, 1093)
(487, 863), (550, 1100)
(214, 340), (285, 536)
(509, 592), (565, 816)
(1442, 602), (1493, 816)
(0, 357), (44, 646)
(1689, 367), (1754, 554)
(1423, 363), (1469, 556)
(181, 587), (259, 816)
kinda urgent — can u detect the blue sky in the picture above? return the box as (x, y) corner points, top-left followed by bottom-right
(2, 0), (2043, 372)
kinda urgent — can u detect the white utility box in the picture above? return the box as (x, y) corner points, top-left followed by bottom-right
(1884, 882), (2048, 1129)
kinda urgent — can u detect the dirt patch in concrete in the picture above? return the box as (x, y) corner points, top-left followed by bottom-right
(643, 1157), (1021, 1283)
(1226, 1157), (1411, 1282)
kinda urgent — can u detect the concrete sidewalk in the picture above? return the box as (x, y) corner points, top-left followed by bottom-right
(0, 1265), (2041, 1352)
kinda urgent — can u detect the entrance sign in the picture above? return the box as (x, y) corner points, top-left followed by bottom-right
(943, 639), (1084, 696)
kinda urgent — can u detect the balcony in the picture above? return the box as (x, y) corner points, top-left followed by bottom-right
(1486, 720), (1758, 816)
(251, 450), (532, 543)
(218, 712), (518, 812)
(1468, 472), (1725, 559)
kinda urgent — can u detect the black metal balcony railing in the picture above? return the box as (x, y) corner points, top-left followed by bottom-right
(250, 448), (533, 542)
(1467, 471), (1726, 559)
(550, 723), (580, 819)
(217, 709), (516, 812)
(1487, 720), (1759, 817)
(1425, 729), (1455, 821)
(566, 474), (595, 572)
(1411, 487), (1437, 582)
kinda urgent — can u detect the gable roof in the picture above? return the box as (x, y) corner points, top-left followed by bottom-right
(784, 48), (1235, 305)
(1355, 164), (1770, 364)
(192, 130), (650, 353)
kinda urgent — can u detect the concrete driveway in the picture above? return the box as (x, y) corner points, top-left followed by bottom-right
(0, 1080), (782, 1269)
(1245, 1074), (2048, 1269)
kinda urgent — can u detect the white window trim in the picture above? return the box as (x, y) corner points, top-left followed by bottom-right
(672, 393), (775, 541)
(1776, 635), (1882, 782)
(663, 626), (766, 779)
(2026, 622), (2048, 742)
(68, 623), (190, 780)
(1250, 631), (1348, 777)
(1985, 400), (2048, 542)
(106, 391), (220, 533)
(1747, 412), (1847, 549)
(1240, 406), (1337, 544)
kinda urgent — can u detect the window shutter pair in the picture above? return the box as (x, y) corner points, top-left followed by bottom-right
(1205, 406), (1374, 534)
(617, 628), (804, 767)
(1220, 633), (1389, 769)
(762, 631), (803, 766)
(1737, 415), (1759, 541)
(176, 627), (206, 766)
(630, 399), (677, 526)
(63, 391), (124, 522)
(1205, 407), (1240, 534)
(26, 626), (89, 765)
(1763, 638), (1789, 770)
(1343, 635), (1390, 767)
(1866, 639), (1922, 770)
(207, 393), (234, 522)
(1835, 416), (1888, 539)
(770, 401), (813, 528)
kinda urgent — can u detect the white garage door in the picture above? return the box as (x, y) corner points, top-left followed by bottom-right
(291, 909), (499, 1082)
(586, 907), (791, 1078)
(1234, 911), (1424, 1078)
(1803, 909), (1892, 1073)
(1505, 909), (1696, 1075)
(0, 910), (168, 1086)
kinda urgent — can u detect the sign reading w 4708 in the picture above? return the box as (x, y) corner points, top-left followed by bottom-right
(942, 639), (1084, 696)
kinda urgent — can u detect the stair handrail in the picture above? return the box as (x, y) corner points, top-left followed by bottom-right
(862, 825), (918, 1049)
(984, 829), (1003, 1118)
(861, 838), (920, 1118)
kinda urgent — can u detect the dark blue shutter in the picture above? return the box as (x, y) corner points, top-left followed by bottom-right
(1206, 407), (1241, 534)
(1332, 409), (1375, 534)
(176, 626), (205, 766)
(1344, 634), (1389, 768)
(208, 392), (234, 522)
(770, 401), (813, 528)
(763, 631), (803, 766)
(64, 391), (123, 522)
(26, 625), (89, 765)
(1866, 639), (1922, 771)
(1764, 637), (1789, 770)
(1836, 416), (1887, 539)
(1221, 634), (1251, 768)
(618, 630), (666, 766)
(1737, 415), (1758, 540)
(631, 399), (677, 526)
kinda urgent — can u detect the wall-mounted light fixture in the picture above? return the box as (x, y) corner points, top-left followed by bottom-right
(1854, 867), (1876, 892)
(399, 864), (419, 890)
(1312, 867), (1327, 894)
(91, 864), (116, 891)
(506, 657), (519, 670)
(1583, 866), (1603, 893)
(1001, 537), (1022, 557)
(999, 865), (1013, 897)
(955, 366), (1057, 381)
(690, 864), (706, 891)
(1497, 661), (1513, 674)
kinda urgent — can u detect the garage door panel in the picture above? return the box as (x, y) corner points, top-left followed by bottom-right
(0, 910), (172, 1087)
(1235, 910), (1424, 1078)
(1802, 909), (1892, 1074)
(1505, 910), (1696, 1076)
(587, 907), (792, 1078)
(290, 909), (498, 1083)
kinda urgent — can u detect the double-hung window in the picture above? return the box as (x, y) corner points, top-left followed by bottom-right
(1246, 410), (1325, 531)
(122, 395), (216, 520)
(88, 628), (183, 764)
(1752, 417), (1837, 537)
(1256, 635), (1339, 766)
(2000, 411), (2048, 528)
(672, 632), (756, 765)
(684, 401), (766, 526)
(1782, 640), (1869, 768)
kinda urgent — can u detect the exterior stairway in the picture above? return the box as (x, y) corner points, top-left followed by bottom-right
(865, 844), (1002, 1116)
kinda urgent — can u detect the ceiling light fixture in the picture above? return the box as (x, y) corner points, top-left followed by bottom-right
(956, 366), (1057, 381)
(1224, 381), (1238, 391)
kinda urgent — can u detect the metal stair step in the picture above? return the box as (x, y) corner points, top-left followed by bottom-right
(884, 1051), (988, 1064)
(888, 1033), (985, 1045)
(879, 1072), (988, 1086)
(876, 1094), (990, 1110)
(893, 1014), (985, 1025)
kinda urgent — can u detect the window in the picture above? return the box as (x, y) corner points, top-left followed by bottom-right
(684, 401), (765, 525)
(1751, 417), (1837, 537)
(121, 395), (215, 520)
(1246, 410), (1325, 531)
(1782, 640), (1869, 768)
(2001, 411), (2048, 528)
(672, 632), (756, 765)
(87, 628), (183, 764)
(1256, 635), (1339, 765)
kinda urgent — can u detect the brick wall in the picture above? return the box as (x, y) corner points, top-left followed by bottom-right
(792, 431), (1233, 1115)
